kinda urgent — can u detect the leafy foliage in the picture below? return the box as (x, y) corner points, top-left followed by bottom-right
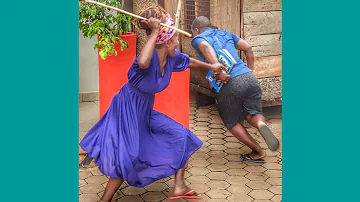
(79, 0), (134, 60)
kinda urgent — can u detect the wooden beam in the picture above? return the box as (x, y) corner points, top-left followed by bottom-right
(243, 0), (282, 12)
(253, 55), (282, 79)
(244, 11), (282, 36)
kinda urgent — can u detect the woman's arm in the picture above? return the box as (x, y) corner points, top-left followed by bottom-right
(235, 39), (254, 70)
(188, 57), (224, 72)
(137, 18), (160, 69)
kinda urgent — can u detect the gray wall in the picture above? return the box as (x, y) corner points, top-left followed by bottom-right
(79, 33), (99, 93)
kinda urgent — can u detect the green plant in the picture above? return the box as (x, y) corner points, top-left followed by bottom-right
(79, 0), (135, 60)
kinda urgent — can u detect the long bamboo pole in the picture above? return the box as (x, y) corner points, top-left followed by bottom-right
(83, 0), (192, 37)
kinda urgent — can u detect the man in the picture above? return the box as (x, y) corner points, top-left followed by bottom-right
(191, 16), (279, 162)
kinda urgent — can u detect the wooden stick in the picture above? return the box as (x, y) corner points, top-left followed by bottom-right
(84, 0), (192, 37)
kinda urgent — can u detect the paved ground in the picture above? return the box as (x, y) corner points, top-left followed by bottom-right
(79, 93), (282, 202)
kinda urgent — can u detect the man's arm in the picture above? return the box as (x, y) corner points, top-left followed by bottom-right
(235, 39), (254, 70)
(198, 41), (218, 64)
(197, 41), (230, 83)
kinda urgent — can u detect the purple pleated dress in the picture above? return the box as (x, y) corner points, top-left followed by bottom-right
(80, 50), (202, 188)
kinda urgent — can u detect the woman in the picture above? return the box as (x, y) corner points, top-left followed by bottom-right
(79, 6), (226, 202)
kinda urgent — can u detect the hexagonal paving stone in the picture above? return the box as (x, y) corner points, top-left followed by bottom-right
(79, 194), (100, 202)
(208, 119), (223, 125)
(194, 121), (210, 126)
(266, 178), (282, 186)
(207, 151), (228, 158)
(196, 113), (210, 118)
(162, 188), (174, 197)
(184, 170), (192, 178)
(198, 136), (210, 142)
(197, 147), (210, 153)
(225, 155), (241, 162)
(207, 181), (231, 189)
(209, 128), (225, 134)
(225, 169), (248, 176)
(141, 191), (167, 201)
(206, 172), (230, 181)
(144, 183), (168, 192)
(195, 117), (211, 122)
(80, 184), (105, 194)
(187, 183), (210, 193)
(117, 195), (143, 202)
(206, 189), (231, 199)
(249, 190), (275, 200)
(268, 186), (282, 195)
(271, 194), (282, 202)
(194, 130), (210, 136)
(121, 187), (146, 195)
(244, 165), (267, 173)
(97, 190), (123, 200)
(208, 139), (226, 145)
(253, 200), (272, 202)
(209, 124), (224, 129)
(90, 168), (103, 176)
(187, 175), (210, 184)
(188, 167), (211, 175)
(208, 157), (229, 164)
(224, 137), (239, 142)
(264, 157), (281, 163)
(189, 159), (210, 167)
(227, 193), (253, 202)
(79, 171), (93, 180)
(165, 178), (191, 187)
(85, 175), (108, 184)
(194, 126), (209, 131)
(262, 163), (282, 170)
(224, 142), (242, 149)
(156, 177), (170, 183)
(202, 142), (210, 147)
(208, 145), (227, 151)
(187, 194), (211, 202)
(225, 162), (247, 169)
(190, 116), (197, 120)
(192, 153), (210, 160)
(208, 134), (225, 139)
(246, 180), (271, 190)
(264, 170), (282, 178)
(196, 108), (211, 113)
(207, 164), (229, 172)
(245, 172), (269, 181)
(226, 185), (252, 194)
(79, 179), (87, 187)
(226, 176), (250, 185)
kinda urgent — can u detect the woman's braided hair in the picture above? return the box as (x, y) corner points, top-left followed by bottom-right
(135, 5), (167, 36)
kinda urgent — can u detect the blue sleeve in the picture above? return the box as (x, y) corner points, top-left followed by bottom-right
(230, 32), (241, 45)
(131, 55), (153, 73)
(191, 36), (206, 53)
(172, 50), (190, 72)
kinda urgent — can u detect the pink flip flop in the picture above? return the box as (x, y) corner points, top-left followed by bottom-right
(169, 190), (201, 200)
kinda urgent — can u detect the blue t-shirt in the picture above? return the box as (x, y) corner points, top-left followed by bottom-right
(191, 28), (251, 78)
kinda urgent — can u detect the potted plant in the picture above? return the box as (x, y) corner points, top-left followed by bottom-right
(79, 0), (137, 117)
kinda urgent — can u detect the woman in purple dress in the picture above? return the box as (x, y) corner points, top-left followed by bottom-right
(79, 6), (226, 202)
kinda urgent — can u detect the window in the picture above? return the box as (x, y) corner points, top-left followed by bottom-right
(181, 0), (210, 33)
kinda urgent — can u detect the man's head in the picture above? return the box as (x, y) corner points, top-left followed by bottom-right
(191, 16), (211, 37)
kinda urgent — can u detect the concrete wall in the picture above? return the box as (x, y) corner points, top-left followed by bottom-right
(79, 34), (99, 93)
